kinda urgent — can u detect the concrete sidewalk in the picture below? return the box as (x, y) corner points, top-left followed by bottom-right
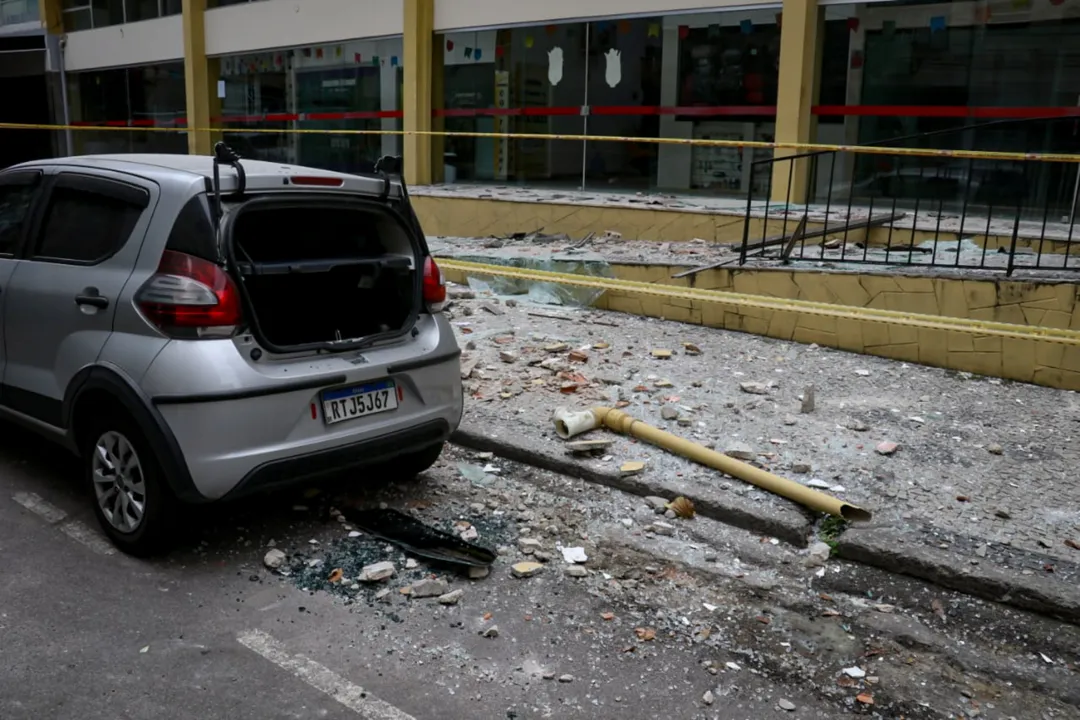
(445, 287), (1080, 623)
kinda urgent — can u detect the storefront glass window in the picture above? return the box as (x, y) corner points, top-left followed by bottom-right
(584, 18), (663, 192)
(219, 51), (292, 164)
(438, 25), (585, 187)
(813, 0), (1080, 214)
(66, 62), (186, 155)
(217, 37), (404, 171)
(438, 8), (783, 196)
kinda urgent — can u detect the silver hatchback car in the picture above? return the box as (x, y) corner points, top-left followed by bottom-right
(0, 146), (463, 554)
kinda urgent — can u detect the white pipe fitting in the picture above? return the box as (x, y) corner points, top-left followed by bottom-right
(552, 407), (600, 439)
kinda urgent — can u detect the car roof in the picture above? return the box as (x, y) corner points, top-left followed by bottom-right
(14, 154), (401, 197)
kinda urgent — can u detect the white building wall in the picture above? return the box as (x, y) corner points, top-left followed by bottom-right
(434, 0), (779, 31)
(63, 15), (183, 71)
(204, 0), (403, 57)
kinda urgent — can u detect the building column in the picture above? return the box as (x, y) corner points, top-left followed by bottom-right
(38, 0), (69, 155)
(403, 0), (434, 184)
(771, 0), (823, 204)
(182, 0), (220, 156)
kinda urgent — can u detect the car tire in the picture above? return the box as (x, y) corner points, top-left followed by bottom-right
(82, 410), (176, 557)
(395, 442), (446, 480)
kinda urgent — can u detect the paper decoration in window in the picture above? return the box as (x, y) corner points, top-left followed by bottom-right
(929, 15), (945, 32)
(525, 35), (534, 48)
(335, 46), (342, 57)
(545, 24), (557, 36)
(595, 20), (610, 32)
(850, 50), (864, 70)
(474, 48), (482, 60)
(618, 19), (631, 34)
(547, 46), (563, 86)
(678, 25), (689, 40)
(354, 53), (362, 63)
(371, 55), (379, 66)
(604, 49), (621, 88)
(391, 56), (399, 66)
(495, 45), (504, 57)
(316, 48), (324, 58)
(847, 17), (859, 32)
(446, 39), (454, 51)
(740, 19), (753, 34)
(464, 47), (472, 58)
(647, 23), (659, 38)
(274, 54), (282, 67)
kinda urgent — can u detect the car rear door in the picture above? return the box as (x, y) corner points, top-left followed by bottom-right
(1, 169), (157, 429)
(0, 170), (45, 408)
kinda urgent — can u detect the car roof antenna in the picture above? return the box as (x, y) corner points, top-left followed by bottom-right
(211, 141), (246, 227)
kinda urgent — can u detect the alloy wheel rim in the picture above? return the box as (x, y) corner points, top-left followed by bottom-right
(91, 431), (146, 533)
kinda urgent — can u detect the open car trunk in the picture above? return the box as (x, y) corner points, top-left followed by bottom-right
(226, 199), (422, 352)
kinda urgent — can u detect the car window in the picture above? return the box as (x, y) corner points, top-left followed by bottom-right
(0, 180), (38, 256)
(33, 184), (145, 264)
(166, 195), (218, 261)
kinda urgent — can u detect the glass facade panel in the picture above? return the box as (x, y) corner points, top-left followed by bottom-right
(814, 0), (1080, 214)
(583, 18), (663, 192)
(219, 51), (292, 163)
(0, 0), (39, 26)
(66, 63), (187, 155)
(439, 26), (586, 187)
(217, 37), (404, 170)
(437, 8), (782, 196)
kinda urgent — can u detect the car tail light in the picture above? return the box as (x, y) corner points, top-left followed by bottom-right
(423, 256), (447, 312)
(137, 250), (243, 338)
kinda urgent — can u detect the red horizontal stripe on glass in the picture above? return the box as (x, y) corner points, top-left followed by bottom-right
(433, 105), (778, 118)
(662, 105), (776, 116)
(304, 110), (404, 120)
(812, 105), (1080, 119)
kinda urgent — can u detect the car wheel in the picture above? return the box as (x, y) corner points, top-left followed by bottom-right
(83, 412), (176, 556)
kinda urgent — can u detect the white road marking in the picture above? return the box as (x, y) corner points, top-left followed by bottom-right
(59, 520), (117, 556)
(12, 492), (68, 524)
(237, 629), (416, 720)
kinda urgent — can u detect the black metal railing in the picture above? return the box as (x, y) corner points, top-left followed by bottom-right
(740, 117), (1080, 276)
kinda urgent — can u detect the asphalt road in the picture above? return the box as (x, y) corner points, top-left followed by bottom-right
(0, 423), (857, 720)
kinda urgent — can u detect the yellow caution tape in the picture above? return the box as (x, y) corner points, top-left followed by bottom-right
(3, 121), (1080, 164)
(439, 258), (1080, 346)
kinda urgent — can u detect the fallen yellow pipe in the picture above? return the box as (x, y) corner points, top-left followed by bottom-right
(553, 406), (871, 522)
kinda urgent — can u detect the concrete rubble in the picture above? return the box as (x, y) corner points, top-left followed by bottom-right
(421, 183), (1080, 274)
(238, 237), (1080, 718)
(436, 274), (1080, 624)
(255, 439), (1080, 720)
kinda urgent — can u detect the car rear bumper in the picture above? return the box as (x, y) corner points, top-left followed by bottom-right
(221, 418), (452, 500)
(141, 314), (463, 501)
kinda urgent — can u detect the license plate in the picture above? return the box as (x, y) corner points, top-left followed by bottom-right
(321, 379), (398, 425)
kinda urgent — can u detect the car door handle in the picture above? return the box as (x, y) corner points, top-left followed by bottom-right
(75, 289), (109, 309)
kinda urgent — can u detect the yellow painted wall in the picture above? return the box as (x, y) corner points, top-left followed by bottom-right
(611, 264), (1080, 331)
(412, 194), (1051, 249)
(587, 286), (1080, 391)
(440, 261), (1080, 391)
